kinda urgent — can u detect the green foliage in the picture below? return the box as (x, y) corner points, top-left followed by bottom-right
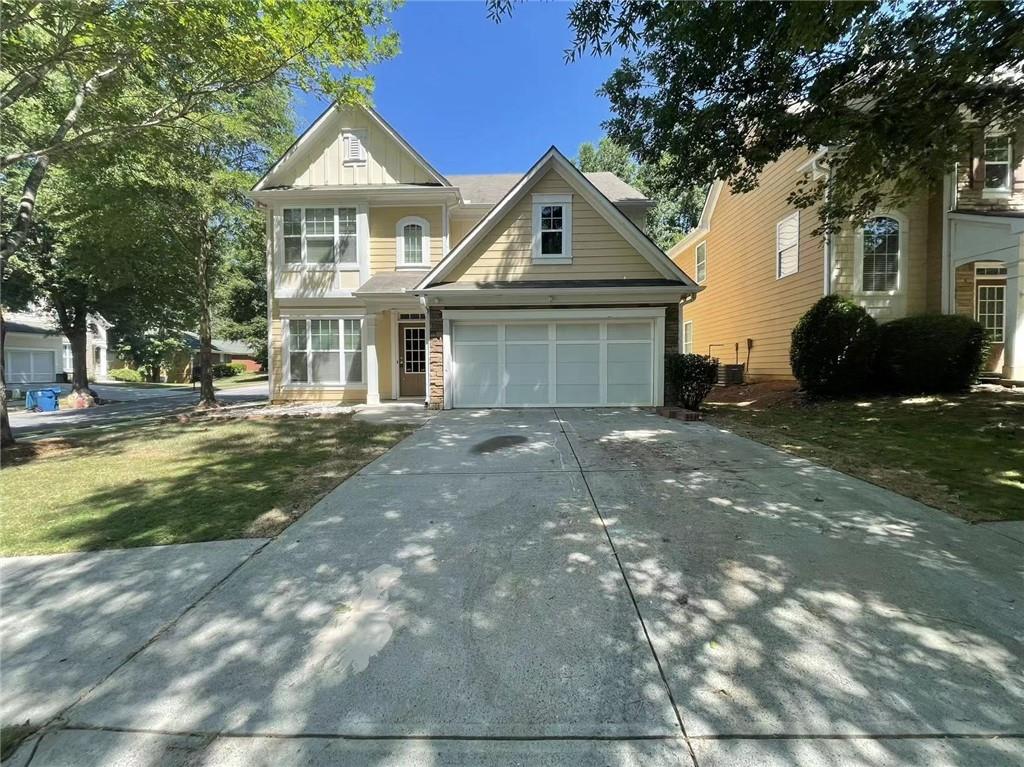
(108, 367), (143, 382)
(665, 353), (719, 410)
(229, 362), (248, 376)
(520, 1), (1024, 231)
(877, 314), (987, 393)
(574, 137), (704, 250)
(791, 296), (878, 395)
(213, 211), (268, 366)
(212, 362), (241, 378)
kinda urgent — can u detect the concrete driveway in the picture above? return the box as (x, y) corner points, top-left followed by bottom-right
(6, 409), (1023, 766)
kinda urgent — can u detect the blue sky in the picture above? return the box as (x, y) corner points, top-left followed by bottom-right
(292, 1), (622, 174)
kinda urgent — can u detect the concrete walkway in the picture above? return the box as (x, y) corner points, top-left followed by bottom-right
(5, 409), (1023, 766)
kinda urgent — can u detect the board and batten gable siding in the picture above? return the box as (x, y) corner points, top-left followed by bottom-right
(369, 206), (444, 273)
(275, 106), (437, 187)
(673, 149), (825, 380)
(446, 169), (663, 283)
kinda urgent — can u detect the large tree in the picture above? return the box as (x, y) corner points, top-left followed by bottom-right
(575, 136), (704, 249)
(494, 0), (1024, 229)
(0, 0), (398, 259)
(215, 211), (269, 368)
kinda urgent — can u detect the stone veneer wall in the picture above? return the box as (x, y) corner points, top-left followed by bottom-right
(427, 304), (679, 409)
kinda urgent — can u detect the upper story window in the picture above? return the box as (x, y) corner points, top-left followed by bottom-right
(282, 207), (358, 268)
(983, 134), (1012, 193)
(860, 215), (901, 292)
(695, 241), (707, 284)
(532, 194), (572, 262)
(396, 216), (431, 268)
(343, 130), (367, 165)
(776, 212), (799, 279)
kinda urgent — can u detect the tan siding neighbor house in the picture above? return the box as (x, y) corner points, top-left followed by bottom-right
(670, 131), (1024, 383)
(251, 104), (698, 408)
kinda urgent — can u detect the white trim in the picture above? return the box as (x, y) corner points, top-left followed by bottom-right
(775, 211), (800, 279)
(854, 210), (909, 296)
(531, 193), (573, 263)
(343, 129), (368, 166)
(396, 315), (427, 399)
(981, 133), (1013, 195)
(390, 311), (400, 400)
(251, 103), (450, 192)
(667, 181), (723, 260)
(682, 320), (694, 355)
(695, 240), (707, 284)
(277, 204), (362, 271)
(443, 307), (665, 321)
(281, 316), (365, 387)
(395, 215), (432, 268)
(364, 313), (379, 405)
(975, 282), (1006, 343)
(416, 148), (696, 289)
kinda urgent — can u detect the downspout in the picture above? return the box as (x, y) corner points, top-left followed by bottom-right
(940, 169), (955, 314)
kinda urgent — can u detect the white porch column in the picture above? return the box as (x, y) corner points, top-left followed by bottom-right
(364, 312), (380, 405)
(1002, 240), (1024, 381)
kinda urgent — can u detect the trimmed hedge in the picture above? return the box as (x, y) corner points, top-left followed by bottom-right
(665, 353), (719, 410)
(790, 295), (878, 395)
(877, 314), (987, 393)
(211, 362), (243, 378)
(108, 367), (143, 382)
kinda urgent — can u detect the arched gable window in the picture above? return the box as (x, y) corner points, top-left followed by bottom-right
(396, 216), (430, 268)
(860, 215), (902, 293)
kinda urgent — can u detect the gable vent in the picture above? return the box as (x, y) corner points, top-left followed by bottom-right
(343, 130), (367, 164)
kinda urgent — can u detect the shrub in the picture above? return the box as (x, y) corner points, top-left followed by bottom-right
(228, 361), (247, 376)
(790, 295), (878, 395)
(877, 314), (987, 393)
(665, 353), (719, 410)
(108, 367), (143, 382)
(211, 363), (240, 378)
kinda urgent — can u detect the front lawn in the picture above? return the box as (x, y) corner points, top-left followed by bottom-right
(0, 414), (413, 555)
(214, 372), (268, 389)
(705, 385), (1024, 522)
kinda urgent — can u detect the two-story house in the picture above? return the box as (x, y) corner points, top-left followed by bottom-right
(669, 129), (1023, 383)
(250, 104), (698, 408)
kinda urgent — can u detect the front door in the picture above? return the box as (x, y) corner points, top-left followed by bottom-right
(399, 323), (426, 397)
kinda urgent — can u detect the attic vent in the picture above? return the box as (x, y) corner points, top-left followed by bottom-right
(343, 130), (367, 165)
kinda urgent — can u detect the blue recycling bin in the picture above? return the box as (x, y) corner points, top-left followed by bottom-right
(26, 388), (61, 412)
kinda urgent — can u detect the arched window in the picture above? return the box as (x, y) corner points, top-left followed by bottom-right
(860, 216), (901, 292)
(396, 216), (430, 267)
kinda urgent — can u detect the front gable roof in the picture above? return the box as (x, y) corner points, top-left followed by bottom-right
(417, 147), (697, 290)
(251, 102), (450, 192)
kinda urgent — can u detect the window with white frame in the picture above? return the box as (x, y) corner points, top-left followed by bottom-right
(282, 207), (358, 267)
(695, 241), (707, 284)
(62, 342), (73, 372)
(343, 130), (367, 165)
(983, 134), (1012, 192)
(287, 318), (363, 384)
(861, 216), (900, 292)
(776, 212), (799, 278)
(532, 194), (572, 261)
(976, 284), (1005, 343)
(396, 216), (430, 267)
(682, 320), (694, 354)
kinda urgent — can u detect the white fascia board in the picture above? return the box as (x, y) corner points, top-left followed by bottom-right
(415, 287), (692, 308)
(442, 307), (667, 320)
(418, 147), (697, 290)
(249, 187), (460, 205)
(668, 181), (723, 260)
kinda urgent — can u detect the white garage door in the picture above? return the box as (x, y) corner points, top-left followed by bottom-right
(451, 319), (655, 407)
(5, 350), (56, 384)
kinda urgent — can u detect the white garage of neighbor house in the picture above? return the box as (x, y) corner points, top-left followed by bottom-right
(3, 310), (110, 386)
(253, 102), (700, 409)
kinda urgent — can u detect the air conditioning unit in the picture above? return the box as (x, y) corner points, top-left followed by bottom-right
(717, 364), (745, 386)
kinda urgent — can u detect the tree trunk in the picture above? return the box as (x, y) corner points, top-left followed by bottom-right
(197, 232), (217, 407)
(148, 364), (161, 383)
(1, 310), (15, 448)
(68, 324), (90, 392)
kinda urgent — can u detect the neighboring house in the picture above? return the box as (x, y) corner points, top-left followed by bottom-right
(3, 310), (110, 385)
(670, 128), (1023, 382)
(250, 104), (698, 408)
(158, 334), (261, 383)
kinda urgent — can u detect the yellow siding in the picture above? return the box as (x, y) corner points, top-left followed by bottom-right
(449, 213), (484, 249)
(277, 105), (435, 187)
(448, 169), (662, 283)
(276, 270), (361, 297)
(370, 206), (444, 273)
(674, 150), (825, 380)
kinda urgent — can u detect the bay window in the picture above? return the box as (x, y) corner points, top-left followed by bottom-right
(287, 318), (363, 384)
(281, 207), (358, 267)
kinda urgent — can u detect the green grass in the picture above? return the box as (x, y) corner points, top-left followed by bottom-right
(706, 388), (1024, 521)
(0, 414), (413, 555)
(214, 372), (268, 389)
(101, 380), (192, 389)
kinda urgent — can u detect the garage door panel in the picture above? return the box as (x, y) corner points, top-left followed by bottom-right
(505, 344), (549, 405)
(555, 342), (600, 405)
(607, 342), (652, 405)
(607, 322), (651, 341)
(555, 323), (600, 341)
(453, 344), (500, 406)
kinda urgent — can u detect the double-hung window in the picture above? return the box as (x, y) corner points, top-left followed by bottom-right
(532, 194), (572, 262)
(695, 241), (707, 284)
(287, 318), (363, 385)
(776, 212), (799, 278)
(682, 320), (694, 354)
(983, 135), (1012, 193)
(282, 207), (358, 268)
(396, 216), (430, 267)
(861, 216), (900, 292)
